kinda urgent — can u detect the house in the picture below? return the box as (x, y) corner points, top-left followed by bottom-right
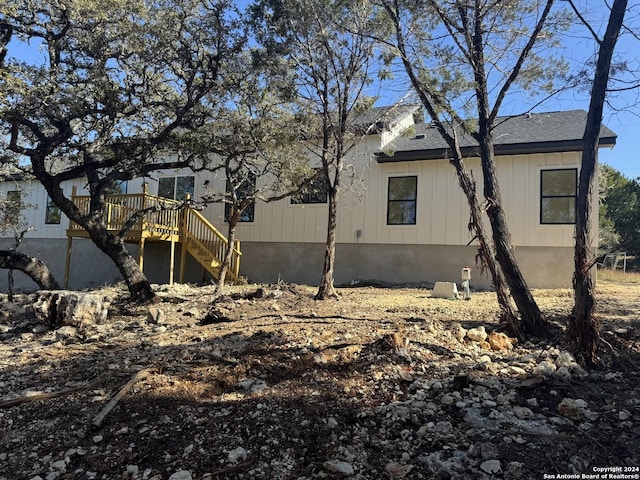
(0, 107), (616, 292)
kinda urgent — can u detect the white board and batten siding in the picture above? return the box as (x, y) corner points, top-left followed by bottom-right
(1, 148), (589, 250)
(229, 149), (586, 249)
(0, 178), (88, 239)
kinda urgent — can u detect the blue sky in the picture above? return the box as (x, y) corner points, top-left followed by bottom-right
(5, 2), (639, 179)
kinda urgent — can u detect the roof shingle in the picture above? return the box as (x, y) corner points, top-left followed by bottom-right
(376, 109), (617, 162)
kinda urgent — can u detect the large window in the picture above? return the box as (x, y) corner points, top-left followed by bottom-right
(540, 169), (577, 224)
(225, 173), (256, 223)
(387, 176), (417, 225)
(45, 196), (61, 225)
(291, 169), (328, 204)
(158, 176), (194, 200)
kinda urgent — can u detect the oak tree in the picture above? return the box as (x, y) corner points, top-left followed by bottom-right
(0, 0), (243, 302)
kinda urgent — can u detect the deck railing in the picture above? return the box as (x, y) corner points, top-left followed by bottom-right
(69, 188), (182, 240)
(182, 207), (242, 282)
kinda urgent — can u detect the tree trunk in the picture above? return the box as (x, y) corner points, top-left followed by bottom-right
(316, 186), (338, 300)
(570, 0), (627, 366)
(87, 227), (155, 303)
(217, 214), (239, 293)
(453, 169), (522, 340)
(383, 4), (521, 336)
(477, 131), (547, 337)
(0, 250), (60, 290)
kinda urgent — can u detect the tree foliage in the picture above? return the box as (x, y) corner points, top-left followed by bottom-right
(198, 67), (314, 290)
(600, 165), (640, 256)
(0, 0), (245, 301)
(251, 0), (381, 299)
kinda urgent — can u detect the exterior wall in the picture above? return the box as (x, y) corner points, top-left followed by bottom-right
(0, 126), (595, 292)
(228, 149), (591, 250)
(0, 178), (87, 239)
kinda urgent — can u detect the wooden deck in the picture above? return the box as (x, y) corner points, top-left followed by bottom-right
(65, 187), (241, 286)
(66, 191), (183, 243)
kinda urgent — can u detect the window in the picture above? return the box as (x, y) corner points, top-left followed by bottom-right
(225, 173), (256, 223)
(4, 190), (21, 226)
(540, 169), (577, 224)
(291, 169), (328, 204)
(158, 176), (194, 200)
(106, 180), (128, 195)
(45, 196), (61, 225)
(387, 176), (417, 225)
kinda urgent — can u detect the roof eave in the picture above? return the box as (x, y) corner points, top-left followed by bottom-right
(376, 137), (618, 163)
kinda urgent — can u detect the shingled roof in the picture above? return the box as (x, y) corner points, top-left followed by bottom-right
(352, 104), (422, 133)
(376, 109), (617, 162)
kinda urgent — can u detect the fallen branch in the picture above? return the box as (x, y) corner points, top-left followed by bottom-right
(0, 374), (113, 408)
(92, 368), (157, 428)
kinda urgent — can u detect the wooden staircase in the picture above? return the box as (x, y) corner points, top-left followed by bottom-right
(179, 207), (242, 284)
(66, 188), (241, 286)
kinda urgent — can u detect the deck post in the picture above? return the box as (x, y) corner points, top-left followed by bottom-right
(178, 195), (190, 284)
(141, 182), (148, 232)
(233, 240), (241, 282)
(138, 237), (145, 271)
(169, 238), (176, 285)
(64, 236), (73, 288)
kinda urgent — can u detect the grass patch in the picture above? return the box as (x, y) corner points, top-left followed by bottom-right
(597, 267), (640, 284)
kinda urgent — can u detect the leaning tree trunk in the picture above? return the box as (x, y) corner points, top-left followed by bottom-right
(316, 186), (338, 300)
(87, 227), (155, 303)
(570, 0), (627, 366)
(477, 132), (547, 337)
(447, 145), (522, 339)
(458, 177), (522, 339)
(0, 250), (60, 290)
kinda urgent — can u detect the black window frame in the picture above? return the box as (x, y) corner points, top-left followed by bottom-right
(45, 196), (61, 225)
(540, 168), (577, 225)
(225, 173), (256, 223)
(158, 175), (194, 200)
(387, 175), (418, 225)
(291, 169), (329, 204)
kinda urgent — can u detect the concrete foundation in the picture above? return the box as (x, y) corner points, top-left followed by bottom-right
(0, 238), (574, 293)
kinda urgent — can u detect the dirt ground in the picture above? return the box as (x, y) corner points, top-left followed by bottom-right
(0, 279), (638, 480)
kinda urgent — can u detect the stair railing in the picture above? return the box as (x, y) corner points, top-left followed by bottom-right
(180, 207), (242, 283)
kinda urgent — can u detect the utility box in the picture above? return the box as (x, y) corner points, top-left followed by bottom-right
(432, 282), (459, 299)
(461, 267), (471, 280)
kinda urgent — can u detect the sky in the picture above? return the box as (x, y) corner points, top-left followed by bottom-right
(4, 2), (639, 180)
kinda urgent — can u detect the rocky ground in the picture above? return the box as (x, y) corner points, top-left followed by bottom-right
(0, 279), (638, 480)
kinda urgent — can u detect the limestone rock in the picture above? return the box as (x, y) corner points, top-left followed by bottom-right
(466, 326), (487, 342)
(227, 446), (248, 463)
(557, 398), (598, 420)
(487, 331), (515, 351)
(33, 291), (109, 328)
(534, 359), (557, 377)
(385, 461), (414, 478)
(323, 460), (355, 476)
(168, 471), (193, 480)
(480, 459), (502, 474)
(450, 322), (467, 342)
